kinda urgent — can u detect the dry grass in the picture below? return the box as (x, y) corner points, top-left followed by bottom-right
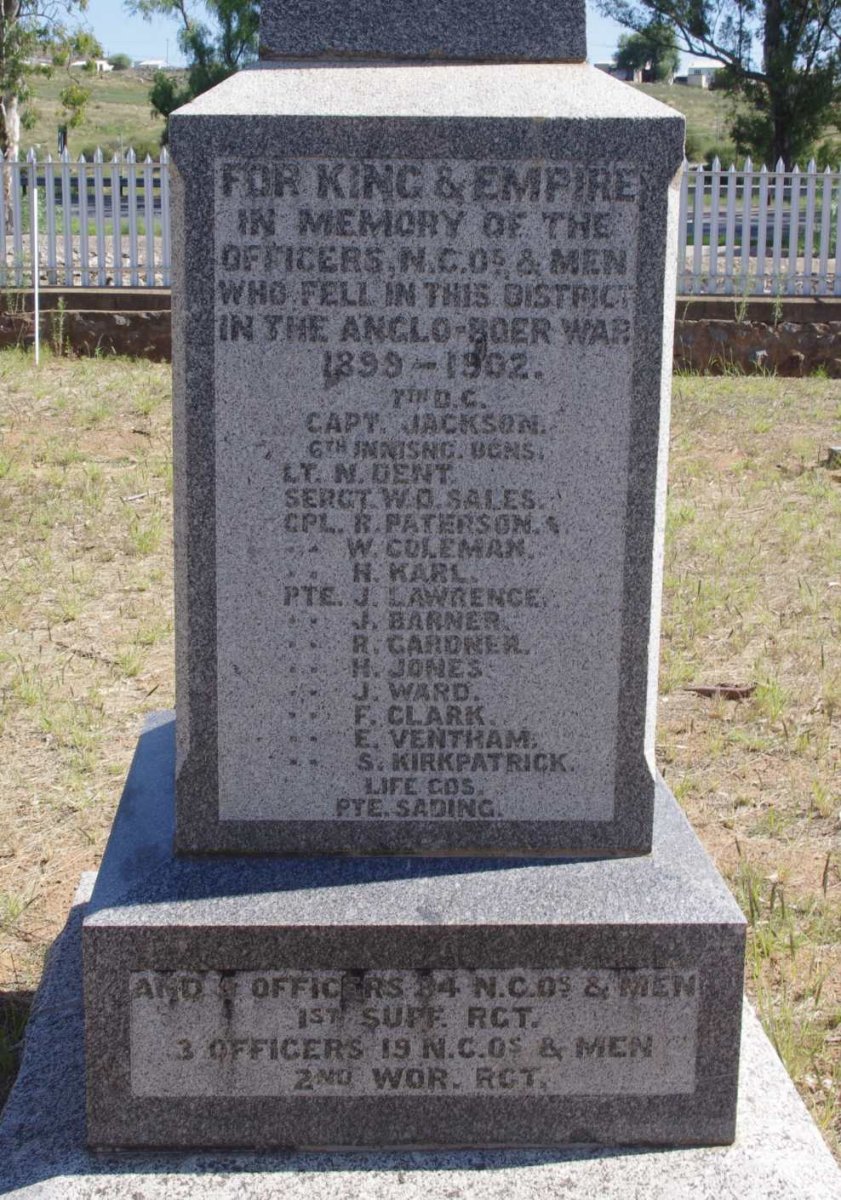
(0, 354), (839, 1153)
(0, 350), (173, 1108)
(661, 372), (841, 1150)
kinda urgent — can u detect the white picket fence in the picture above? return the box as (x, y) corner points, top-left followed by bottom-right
(679, 157), (841, 296)
(1, 150), (840, 295)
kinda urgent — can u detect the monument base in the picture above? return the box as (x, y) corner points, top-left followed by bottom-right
(5, 880), (840, 1197)
(81, 714), (745, 1151)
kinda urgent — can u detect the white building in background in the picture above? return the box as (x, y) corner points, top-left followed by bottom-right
(136, 58), (168, 69)
(686, 62), (723, 88)
(593, 62), (644, 83)
(69, 58), (114, 72)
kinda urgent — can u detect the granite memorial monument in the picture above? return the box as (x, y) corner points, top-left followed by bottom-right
(81, 0), (747, 1151)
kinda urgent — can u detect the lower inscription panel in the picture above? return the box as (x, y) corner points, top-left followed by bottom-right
(130, 967), (699, 1098)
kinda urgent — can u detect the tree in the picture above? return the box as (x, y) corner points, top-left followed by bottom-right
(597, 0), (841, 165)
(0, 2), (100, 159)
(615, 22), (680, 80)
(108, 52), (133, 70)
(126, 0), (258, 140)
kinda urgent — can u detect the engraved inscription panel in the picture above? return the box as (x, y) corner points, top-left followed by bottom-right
(130, 968), (698, 1097)
(213, 159), (640, 823)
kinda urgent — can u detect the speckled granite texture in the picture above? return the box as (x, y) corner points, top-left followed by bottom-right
(168, 65), (685, 857)
(77, 715), (746, 1151)
(259, 0), (587, 63)
(2, 877), (839, 1193)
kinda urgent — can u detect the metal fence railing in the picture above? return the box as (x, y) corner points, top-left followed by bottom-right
(1, 148), (171, 289)
(1, 150), (839, 296)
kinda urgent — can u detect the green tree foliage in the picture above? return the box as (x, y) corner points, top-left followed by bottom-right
(108, 52), (133, 70)
(615, 21), (680, 80)
(0, 1), (101, 157)
(597, 0), (841, 165)
(126, 0), (258, 141)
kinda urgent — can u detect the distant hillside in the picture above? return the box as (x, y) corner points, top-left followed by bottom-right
(633, 82), (739, 164)
(24, 68), (171, 159)
(26, 69), (736, 162)
(21, 69), (827, 166)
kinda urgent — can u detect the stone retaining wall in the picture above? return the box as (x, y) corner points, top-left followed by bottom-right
(1, 292), (839, 375)
(675, 298), (841, 377)
(0, 290), (171, 363)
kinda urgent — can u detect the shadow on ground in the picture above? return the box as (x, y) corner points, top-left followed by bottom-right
(0, 988), (33, 1114)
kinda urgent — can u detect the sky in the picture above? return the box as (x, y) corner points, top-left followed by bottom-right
(83, 0), (188, 64)
(82, 0), (632, 67)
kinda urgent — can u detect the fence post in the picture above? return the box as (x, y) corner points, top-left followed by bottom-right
(78, 154), (91, 287)
(817, 166), (833, 294)
(802, 159), (817, 296)
(755, 164), (769, 295)
(691, 162), (704, 292)
(93, 147), (107, 287)
(787, 164), (801, 295)
(126, 148), (139, 288)
(723, 162), (737, 294)
(771, 158), (785, 300)
(160, 147), (172, 288)
(111, 152), (123, 287)
(707, 157), (720, 289)
(60, 148), (73, 287)
(143, 153), (155, 287)
(10, 152), (24, 287)
(44, 153), (57, 285)
(739, 157), (752, 296)
(677, 158), (688, 294)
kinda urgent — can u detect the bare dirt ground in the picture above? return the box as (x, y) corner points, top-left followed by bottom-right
(0, 355), (838, 1155)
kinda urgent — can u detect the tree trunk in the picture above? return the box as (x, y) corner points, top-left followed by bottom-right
(0, 90), (18, 226)
(0, 0), (23, 224)
(1, 88), (20, 157)
(762, 0), (795, 166)
(772, 107), (793, 168)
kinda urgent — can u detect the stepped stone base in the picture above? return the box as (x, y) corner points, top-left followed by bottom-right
(79, 714), (745, 1151)
(3, 890), (840, 1196)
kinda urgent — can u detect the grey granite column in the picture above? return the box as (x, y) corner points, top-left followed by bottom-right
(170, 2), (685, 857)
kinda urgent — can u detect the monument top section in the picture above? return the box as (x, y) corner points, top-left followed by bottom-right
(260, 0), (587, 64)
